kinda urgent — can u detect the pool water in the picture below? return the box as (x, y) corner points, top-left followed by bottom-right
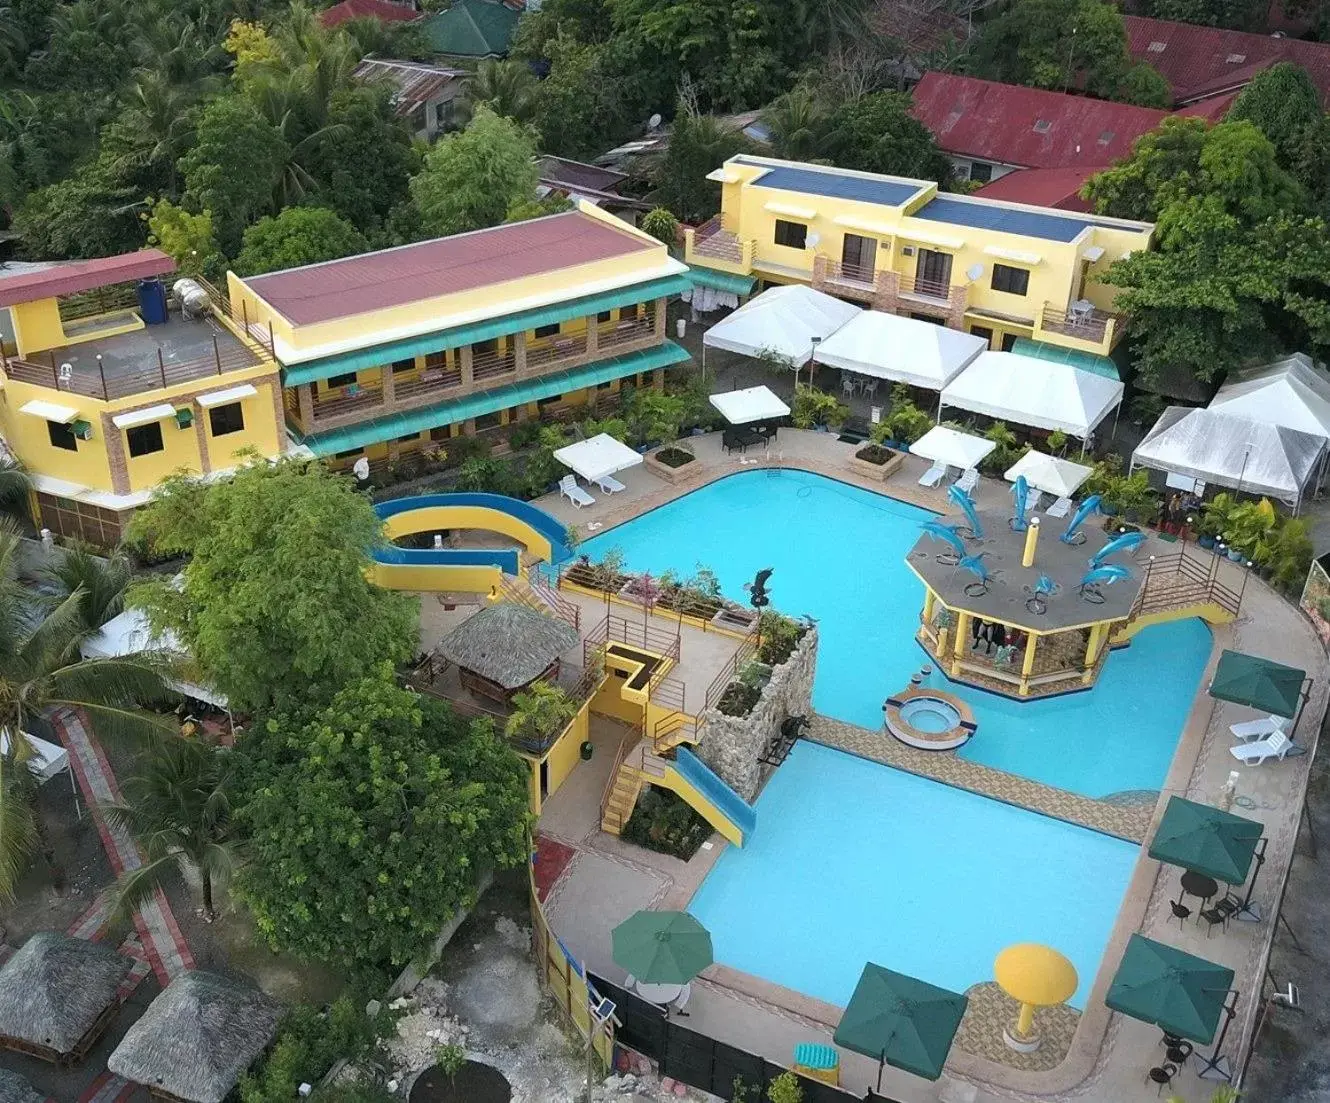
(579, 469), (1212, 799)
(901, 699), (957, 733)
(688, 741), (1136, 1009)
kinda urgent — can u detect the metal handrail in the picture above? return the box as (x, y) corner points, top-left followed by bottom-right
(703, 622), (761, 711)
(599, 722), (644, 829)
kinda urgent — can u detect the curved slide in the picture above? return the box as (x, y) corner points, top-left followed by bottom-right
(370, 492), (573, 593)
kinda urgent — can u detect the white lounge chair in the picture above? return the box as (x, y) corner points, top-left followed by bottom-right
(1027, 490), (1044, 512)
(596, 474), (626, 494)
(1046, 496), (1073, 518)
(1230, 730), (1296, 765)
(1230, 714), (1288, 742)
(956, 468), (979, 493)
(919, 461), (947, 488)
(559, 474), (595, 508)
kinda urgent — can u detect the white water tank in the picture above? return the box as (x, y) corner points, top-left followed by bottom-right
(173, 278), (210, 318)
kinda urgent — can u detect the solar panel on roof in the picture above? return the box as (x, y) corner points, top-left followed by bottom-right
(911, 196), (1104, 243)
(745, 163), (923, 208)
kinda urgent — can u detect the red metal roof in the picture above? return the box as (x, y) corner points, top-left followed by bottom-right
(0, 249), (174, 308)
(975, 167), (1098, 211)
(1124, 15), (1330, 106)
(243, 210), (656, 326)
(319, 0), (418, 28)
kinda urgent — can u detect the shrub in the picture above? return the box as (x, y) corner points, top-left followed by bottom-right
(716, 680), (761, 716)
(507, 420), (542, 450)
(790, 385), (848, 429)
(757, 612), (804, 666)
(640, 207), (679, 246)
(455, 456), (518, 495)
(442, 434), (491, 467)
(622, 785), (711, 859)
(768, 1071), (804, 1103)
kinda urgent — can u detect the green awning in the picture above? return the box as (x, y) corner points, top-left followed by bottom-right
(300, 341), (691, 455)
(283, 273), (693, 388)
(1148, 796), (1263, 885)
(1209, 649), (1306, 719)
(834, 964), (968, 1083)
(611, 911), (713, 985)
(1011, 338), (1120, 381)
(688, 266), (755, 296)
(1105, 934), (1233, 1045)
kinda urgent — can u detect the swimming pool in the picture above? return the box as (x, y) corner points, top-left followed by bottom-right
(688, 741), (1136, 1009)
(579, 469), (1211, 799)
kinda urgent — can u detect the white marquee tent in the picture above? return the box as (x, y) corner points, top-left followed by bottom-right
(910, 425), (995, 471)
(701, 285), (861, 369)
(1209, 353), (1330, 442)
(1131, 407), (1327, 512)
(82, 609), (228, 709)
(1004, 450), (1093, 498)
(939, 351), (1124, 445)
(553, 433), (643, 482)
(708, 385), (791, 425)
(811, 312), (988, 391)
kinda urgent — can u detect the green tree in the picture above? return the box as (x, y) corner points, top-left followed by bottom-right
(108, 740), (235, 921)
(12, 149), (144, 259)
(639, 206), (678, 245)
(467, 58), (539, 123)
(409, 107), (540, 237)
(234, 674), (531, 973)
(127, 460), (417, 714)
(504, 681), (577, 748)
(819, 91), (951, 182)
(1229, 63), (1330, 203)
(235, 206), (368, 276)
(146, 198), (223, 277)
(653, 109), (752, 223)
(761, 86), (829, 162)
(1144, 0), (1263, 29)
(44, 545), (131, 636)
(530, 37), (625, 160)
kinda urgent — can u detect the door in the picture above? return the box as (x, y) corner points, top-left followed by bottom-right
(916, 249), (953, 298)
(841, 233), (878, 282)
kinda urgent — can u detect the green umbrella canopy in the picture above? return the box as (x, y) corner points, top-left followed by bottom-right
(1149, 796), (1263, 885)
(611, 911), (713, 985)
(1209, 650), (1305, 719)
(1105, 934), (1234, 1045)
(833, 964), (968, 1082)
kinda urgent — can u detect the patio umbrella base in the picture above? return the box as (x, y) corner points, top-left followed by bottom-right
(1235, 903), (1263, 922)
(1195, 1052), (1233, 1082)
(1003, 1026), (1042, 1053)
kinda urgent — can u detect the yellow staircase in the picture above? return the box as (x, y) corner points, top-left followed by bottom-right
(1109, 547), (1242, 645)
(600, 737), (666, 835)
(652, 711), (699, 753)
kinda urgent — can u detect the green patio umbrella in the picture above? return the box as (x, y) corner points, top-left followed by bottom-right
(1209, 650), (1306, 719)
(1105, 934), (1234, 1045)
(833, 963), (968, 1088)
(611, 911), (712, 985)
(1149, 796), (1263, 885)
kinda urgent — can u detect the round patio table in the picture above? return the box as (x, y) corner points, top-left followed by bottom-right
(627, 976), (691, 1011)
(1181, 870), (1219, 906)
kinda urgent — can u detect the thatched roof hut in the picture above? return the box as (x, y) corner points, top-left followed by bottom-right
(0, 1068), (50, 1103)
(108, 971), (282, 1103)
(0, 931), (131, 1063)
(438, 603), (579, 700)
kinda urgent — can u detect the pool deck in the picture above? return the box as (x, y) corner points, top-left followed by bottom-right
(528, 428), (1329, 1103)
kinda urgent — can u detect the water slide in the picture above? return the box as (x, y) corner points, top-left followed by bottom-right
(369, 492), (572, 592)
(661, 747), (758, 847)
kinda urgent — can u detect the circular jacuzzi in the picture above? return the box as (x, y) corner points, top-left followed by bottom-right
(883, 686), (978, 751)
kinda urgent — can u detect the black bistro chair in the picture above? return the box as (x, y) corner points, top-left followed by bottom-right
(1199, 893), (1241, 937)
(1146, 1063), (1178, 1095)
(1169, 897), (1192, 928)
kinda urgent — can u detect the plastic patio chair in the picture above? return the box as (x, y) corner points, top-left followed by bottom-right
(1046, 496), (1073, 518)
(559, 475), (595, 509)
(956, 468), (979, 493)
(919, 462), (947, 488)
(1230, 714), (1287, 742)
(1230, 730), (1296, 765)
(596, 474), (626, 494)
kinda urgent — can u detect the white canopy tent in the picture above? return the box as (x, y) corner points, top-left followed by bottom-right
(81, 609), (229, 709)
(0, 730), (70, 785)
(939, 351), (1125, 447)
(811, 312), (987, 391)
(553, 433), (643, 482)
(701, 285), (861, 370)
(1004, 450), (1093, 498)
(1131, 407), (1327, 512)
(708, 385), (791, 425)
(910, 425), (995, 471)
(1208, 353), (1330, 442)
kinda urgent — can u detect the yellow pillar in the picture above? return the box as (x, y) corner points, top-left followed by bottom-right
(1022, 517), (1041, 568)
(922, 589), (936, 624)
(1016, 1002), (1035, 1038)
(952, 611), (970, 676)
(1020, 634), (1038, 696)
(1083, 623), (1105, 681)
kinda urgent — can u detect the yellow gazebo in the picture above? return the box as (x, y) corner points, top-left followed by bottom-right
(994, 943), (1078, 1052)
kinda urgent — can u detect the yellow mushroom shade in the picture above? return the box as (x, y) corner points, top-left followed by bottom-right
(994, 944), (1078, 1038)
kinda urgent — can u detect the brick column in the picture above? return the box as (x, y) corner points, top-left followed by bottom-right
(460, 345), (474, 387)
(102, 413), (130, 494)
(585, 315), (599, 357)
(263, 373), (286, 450)
(297, 383), (315, 427)
(513, 331), (527, 374)
(381, 362), (396, 408)
(654, 297), (667, 338)
(192, 403), (212, 474)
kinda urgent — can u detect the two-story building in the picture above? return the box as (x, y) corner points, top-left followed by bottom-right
(227, 203), (692, 468)
(684, 155), (1154, 358)
(0, 250), (288, 545)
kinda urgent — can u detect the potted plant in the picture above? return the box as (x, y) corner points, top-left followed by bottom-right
(791, 384), (849, 431)
(504, 681), (579, 751)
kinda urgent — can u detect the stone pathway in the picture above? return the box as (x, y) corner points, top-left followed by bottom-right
(808, 715), (1155, 842)
(953, 982), (1079, 1072)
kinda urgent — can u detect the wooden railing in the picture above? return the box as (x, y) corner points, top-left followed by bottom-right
(58, 283), (139, 323)
(472, 348), (518, 382)
(394, 363), (463, 401)
(312, 384), (384, 420)
(597, 315), (655, 351)
(703, 622), (762, 711)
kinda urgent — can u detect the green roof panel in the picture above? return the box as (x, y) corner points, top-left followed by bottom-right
(1011, 338), (1120, 381)
(301, 340), (692, 455)
(687, 266), (755, 296)
(420, 0), (520, 57)
(282, 274), (691, 389)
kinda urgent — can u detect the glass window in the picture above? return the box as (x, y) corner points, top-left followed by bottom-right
(596, 310), (612, 323)
(1001, 332), (1019, 352)
(47, 420), (78, 451)
(126, 422), (164, 457)
(969, 162), (994, 183)
(774, 220), (808, 249)
(392, 358), (417, 373)
(534, 323), (560, 338)
(474, 411), (502, 429)
(327, 372), (358, 388)
(208, 402), (245, 437)
(969, 326), (994, 348)
(991, 264), (1030, 296)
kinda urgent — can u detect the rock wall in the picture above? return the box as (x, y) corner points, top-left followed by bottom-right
(694, 625), (817, 801)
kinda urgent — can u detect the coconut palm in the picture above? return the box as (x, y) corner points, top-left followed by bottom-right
(0, 454), (29, 522)
(107, 739), (235, 921)
(43, 544), (131, 636)
(465, 59), (539, 124)
(761, 87), (829, 162)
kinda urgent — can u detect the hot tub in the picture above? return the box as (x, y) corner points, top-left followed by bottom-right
(883, 686), (978, 751)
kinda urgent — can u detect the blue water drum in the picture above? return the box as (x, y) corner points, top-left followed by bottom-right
(137, 278), (169, 324)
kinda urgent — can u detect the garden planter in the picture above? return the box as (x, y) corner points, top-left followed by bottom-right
(847, 445), (906, 483)
(1198, 534), (1216, 549)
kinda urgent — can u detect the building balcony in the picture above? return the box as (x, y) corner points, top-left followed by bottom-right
(684, 218), (755, 276)
(811, 257), (880, 304)
(1034, 302), (1119, 354)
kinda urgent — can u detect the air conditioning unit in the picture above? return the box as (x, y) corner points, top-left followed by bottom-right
(71, 419), (93, 441)
(902, 246), (916, 257)
(175, 408), (194, 429)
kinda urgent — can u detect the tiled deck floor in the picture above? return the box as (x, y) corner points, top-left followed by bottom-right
(955, 982), (1080, 1072)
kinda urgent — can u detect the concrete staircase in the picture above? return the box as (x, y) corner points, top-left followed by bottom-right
(600, 738), (667, 835)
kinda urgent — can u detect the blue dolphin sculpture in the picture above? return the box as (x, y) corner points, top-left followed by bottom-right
(1060, 494), (1102, 545)
(921, 520), (967, 559)
(959, 552), (989, 585)
(1081, 565), (1129, 589)
(1090, 530), (1146, 568)
(1010, 475), (1030, 532)
(948, 484), (984, 540)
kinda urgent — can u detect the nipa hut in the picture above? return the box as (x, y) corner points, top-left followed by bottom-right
(437, 603), (579, 704)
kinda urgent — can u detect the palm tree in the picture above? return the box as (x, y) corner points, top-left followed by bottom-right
(466, 60), (539, 124)
(0, 519), (179, 902)
(761, 87), (829, 162)
(107, 739), (235, 921)
(0, 454), (29, 523)
(44, 544), (131, 637)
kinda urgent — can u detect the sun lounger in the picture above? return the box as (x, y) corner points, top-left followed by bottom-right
(596, 474), (626, 494)
(1230, 714), (1287, 742)
(956, 468), (979, 493)
(559, 474), (595, 508)
(1230, 730), (1296, 765)
(1046, 496), (1073, 518)
(1027, 490), (1044, 512)
(919, 461), (947, 488)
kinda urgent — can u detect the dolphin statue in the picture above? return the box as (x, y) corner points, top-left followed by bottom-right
(1010, 475), (1030, 532)
(921, 519), (967, 560)
(948, 484), (984, 540)
(1091, 530), (1146, 568)
(1060, 494), (1102, 545)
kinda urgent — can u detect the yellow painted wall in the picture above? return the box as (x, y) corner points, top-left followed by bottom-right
(379, 503), (555, 561)
(591, 668), (645, 725)
(10, 299), (69, 357)
(546, 706), (588, 799)
(204, 387), (283, 469)
(659, 765), (744, 846)
(369, 560), (503, 593)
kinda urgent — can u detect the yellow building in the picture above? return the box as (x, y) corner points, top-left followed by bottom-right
(227, 203), (693, 468)
(684, 155), (1154, 355)
(0, 250), (288, 545)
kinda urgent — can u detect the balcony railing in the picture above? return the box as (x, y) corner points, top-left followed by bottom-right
(527, 335), (586, 371)
(394, 363), (463, 402)
(597, 315), (655, 351)
(684, 218), (755, 274)
(812, 257), (880, 302)
(312, 384), (384, 420)
(472, 348), (518, 382)
(1037, 302), (1117, 348)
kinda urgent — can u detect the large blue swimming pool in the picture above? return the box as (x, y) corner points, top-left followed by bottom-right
(579, 468), (1211, 799)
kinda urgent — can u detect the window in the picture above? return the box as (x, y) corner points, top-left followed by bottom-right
(474, 411), (502, 430)
(327, 372), (358, 388)
(397, 431), (421, 442)
(47, 420), (77, 451)
(534, 323), (560, 339)
(774, 219), (807, 249)
(968, 162), (993, 184)
(991, 264), (1030, 296)
(473, 338), (498, 355)
(969, 325), (994, 348)
(126, 422), (164, 457)
(430, 426), (451, 442)
(596, 310), (612, 323)
(334, 447), (362, 458)
(638, 370), (655, 386)
(620, 303), (640, 320)
(208, 402), (245, 437)
(1001, 332), (1019, 352)
(392, 358), (417, 373)
(425, 351), (448, 369)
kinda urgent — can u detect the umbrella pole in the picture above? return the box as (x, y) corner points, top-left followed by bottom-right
(877, 1054), (885, 1093)
(1195, 990), (1239, 1081)
(1236, 837), (1268, 922)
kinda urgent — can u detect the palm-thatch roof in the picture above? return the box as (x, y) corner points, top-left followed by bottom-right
(108, 972), (282, 1103)
(0, 931), (131, 1056)
(437, 603), (579, 689)
(0, 1068), (50, 1103)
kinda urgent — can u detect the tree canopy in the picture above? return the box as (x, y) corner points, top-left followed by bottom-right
(1228, 63), (1330, 206)
(235, 205), (368, 276)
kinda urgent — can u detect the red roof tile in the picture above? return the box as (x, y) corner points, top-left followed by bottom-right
(319, 0), (418, 28)
(1124, 15), (1330, 106)
(975, 167), (1098, 211)
(243, 210), (655, 326)
(0, 249), (174, 307)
